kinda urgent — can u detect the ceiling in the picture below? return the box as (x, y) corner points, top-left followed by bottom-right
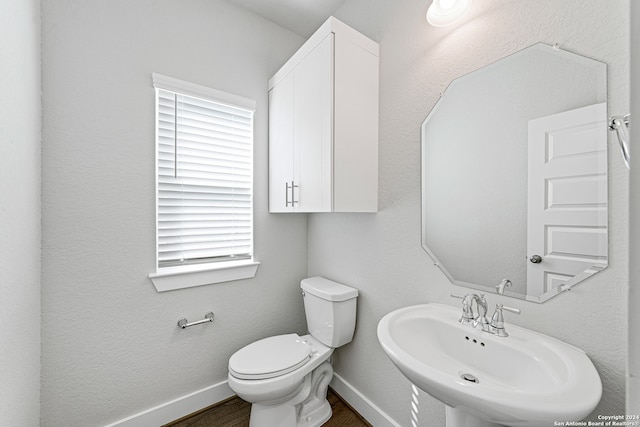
(223, 0), (347, 37)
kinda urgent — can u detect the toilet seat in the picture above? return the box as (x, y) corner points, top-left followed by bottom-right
(229, 334), (311, 380)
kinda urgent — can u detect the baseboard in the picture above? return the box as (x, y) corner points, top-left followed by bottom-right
(104, 380), (234, 427)
(105, 373), (398, 427)
(330, 373), (401, 427)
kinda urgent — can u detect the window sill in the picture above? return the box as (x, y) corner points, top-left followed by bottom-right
(149, 260), (260, 292)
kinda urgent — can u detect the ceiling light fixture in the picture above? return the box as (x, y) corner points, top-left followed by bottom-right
(426, 0), (472, 27)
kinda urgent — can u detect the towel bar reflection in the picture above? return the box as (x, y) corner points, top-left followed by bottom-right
(609, 114), (630, 170)
(177, 312), (214, 329)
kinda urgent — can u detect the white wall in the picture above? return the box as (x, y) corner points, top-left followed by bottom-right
(40, 1), (306, 425)
(629, 0), (639, 414)
(0, 0), (42, 425)
(310, 0), (629, 424)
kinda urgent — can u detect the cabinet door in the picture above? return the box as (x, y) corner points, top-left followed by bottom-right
(293, 33), (334, 212)
(268, 70), (295, 213)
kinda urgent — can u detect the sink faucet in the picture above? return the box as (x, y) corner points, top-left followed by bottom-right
(452, 293), (520, 337)
(458, 294), (490, 332)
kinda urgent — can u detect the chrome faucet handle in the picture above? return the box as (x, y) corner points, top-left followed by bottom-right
(451, 293), (477, 326)
(501, 305), (521, 315)
(460, 294), (479, 326)
(489, 303), (521, 337)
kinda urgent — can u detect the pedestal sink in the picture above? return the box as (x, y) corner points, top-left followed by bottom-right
(377, 304), (602, 427)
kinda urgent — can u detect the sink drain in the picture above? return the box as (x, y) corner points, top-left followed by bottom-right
(461, 373), (479, 384)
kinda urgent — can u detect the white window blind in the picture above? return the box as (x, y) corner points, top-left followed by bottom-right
(154, 77), (255, 269)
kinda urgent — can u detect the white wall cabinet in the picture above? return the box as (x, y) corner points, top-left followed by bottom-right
(269, 17), (379, 213)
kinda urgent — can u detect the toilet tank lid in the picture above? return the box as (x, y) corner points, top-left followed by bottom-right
(301, 277), (358, 301)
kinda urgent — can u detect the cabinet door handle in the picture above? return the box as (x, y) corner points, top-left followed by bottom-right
(285, 182), (291, 207)
(292, 181), (299, 206)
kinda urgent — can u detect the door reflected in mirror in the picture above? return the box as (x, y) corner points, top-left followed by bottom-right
(421, 43), (608, 303)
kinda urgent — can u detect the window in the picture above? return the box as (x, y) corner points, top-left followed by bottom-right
(149, 74), (259, 292)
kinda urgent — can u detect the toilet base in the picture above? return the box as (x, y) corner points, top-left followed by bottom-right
(297, 399), (331, 427)
(248, 361), (334, 427)
(296, 361), (333, 426)
(250, 402), (299, 427)
(250, 400), (331, 427)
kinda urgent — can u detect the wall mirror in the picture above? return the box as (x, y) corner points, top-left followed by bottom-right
(421, 43), (608, 303)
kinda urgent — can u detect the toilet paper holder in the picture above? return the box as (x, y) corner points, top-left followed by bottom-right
(177, 311), (214, 329)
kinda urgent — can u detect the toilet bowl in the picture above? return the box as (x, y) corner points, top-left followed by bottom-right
(227, 277), (358, 427)
(228, 334), (334, 426)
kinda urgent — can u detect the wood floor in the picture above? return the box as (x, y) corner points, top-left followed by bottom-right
(164, 389), (372, 427)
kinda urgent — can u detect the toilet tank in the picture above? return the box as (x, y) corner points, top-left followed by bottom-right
(301, 277), (358, 348)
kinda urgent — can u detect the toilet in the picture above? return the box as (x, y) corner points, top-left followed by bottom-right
(227, 276), (358, 427)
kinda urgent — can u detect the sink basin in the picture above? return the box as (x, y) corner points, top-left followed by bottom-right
(377, 303), (602, 427)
